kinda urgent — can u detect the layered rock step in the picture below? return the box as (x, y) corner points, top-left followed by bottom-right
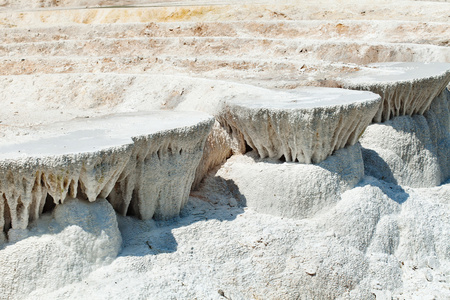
(0, 73), (282, 127)
(341, 62), (450, 122)
(2, 21), (447, 46)
(221, 87), (381, 164)
(0, 111), (214, 232)
(0, 55), (361, 90)
(1, 0), (448, 28)
(360, 88), (450, 187)
(2, 37), (448, 65)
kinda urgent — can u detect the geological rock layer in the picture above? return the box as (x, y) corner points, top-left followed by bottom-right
(216, 143), (364, 219)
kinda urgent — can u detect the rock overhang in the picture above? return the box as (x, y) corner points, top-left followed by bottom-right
(221, 86), (381, 164)
(0, 111), (214, 232)
(341, 62), (450, 122)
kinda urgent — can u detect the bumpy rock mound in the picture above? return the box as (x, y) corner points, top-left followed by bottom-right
(212, 143), (364, 219)
(0, 198), (122, 299)
(0, 111), (213, 231)
(221, 87), (380, 163)
(0, 0), (448, 299)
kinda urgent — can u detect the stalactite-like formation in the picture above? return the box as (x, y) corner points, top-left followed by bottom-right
(341, 62), (450, 123)
(220, 87), (381, 164)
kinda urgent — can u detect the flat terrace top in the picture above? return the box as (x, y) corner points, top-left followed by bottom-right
(0, 111), (212, 159)
(229, 87), (380, 110)
(341, 62), (450, 85)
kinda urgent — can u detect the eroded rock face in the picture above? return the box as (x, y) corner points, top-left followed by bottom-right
(0, 111), (214, 231)
(221, 87), (380, 164)
(214, 143), (364, 219)
(191, 120), (245, 190)
(342, 62), (450, 123)
(360, 89), (450, 187)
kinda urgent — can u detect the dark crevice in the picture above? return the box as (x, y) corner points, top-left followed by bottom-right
(76, 182), (88, 201)
(3, 194), (11, 233)
(42, 194), (56, 214)
(126, 189), (139, 217)
(244, 140), (253, 154)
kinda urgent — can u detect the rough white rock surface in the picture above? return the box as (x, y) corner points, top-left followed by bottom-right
(0, 73), (298, 189)
(205, 143), (364, 219)
(222, 87), (380, 163)
(0, 197), (121, 299)
(0, 111), (213, 232)
(23, 177), (448, 300)
(360, 89), (450, 187)
(341, 62), (450, 122)
(1, 20), (448, 46)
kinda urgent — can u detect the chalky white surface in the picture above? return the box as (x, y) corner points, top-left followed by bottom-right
(0, 0), (449, 299)
(2, 177), (447, 300)
(211, 143), (364, 219)
(0, 198), (121, 299)
(360, 89), (450, 187)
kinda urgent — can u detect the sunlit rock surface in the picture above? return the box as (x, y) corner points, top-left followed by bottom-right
(0, 0), (448, 299)
(222, 87), (380, 163)
(0, 111), (213, 231)
(342, 62), (450, 122)
(360, 89), (450, 187)
(0, 198), (121, 299)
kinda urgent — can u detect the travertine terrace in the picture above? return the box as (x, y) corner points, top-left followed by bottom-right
(0, 0), (449, 299)
(222, 87), (381, 163)
(342, 62), (450, 122)
(0, 112), (213, 232)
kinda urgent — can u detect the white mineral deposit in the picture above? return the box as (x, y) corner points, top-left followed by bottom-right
(360, 89), (450, 187)
(0, 0), (448, 299)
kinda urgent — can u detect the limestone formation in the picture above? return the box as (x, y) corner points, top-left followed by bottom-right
(341, 62), (450, 122)
(0, 198), (122, 298)
(0, 0), (449, 299)
(214, 143), (364, 219)
(0, 111), (214, 231)
(221, 87), (381, 163)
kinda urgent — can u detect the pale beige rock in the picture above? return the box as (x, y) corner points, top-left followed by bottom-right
(360, 88), (450, 187)
(214, 143), (364, 219)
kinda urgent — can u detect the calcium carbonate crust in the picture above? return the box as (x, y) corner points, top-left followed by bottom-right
(360, 88), (450, 187)
(215, 143), (364, 219)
